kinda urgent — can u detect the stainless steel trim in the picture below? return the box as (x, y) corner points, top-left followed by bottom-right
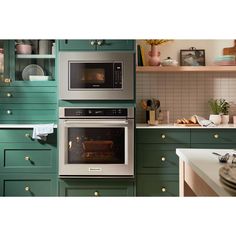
(59, 107), (134, 119)
(59, 117), (134, 176)
(59, 52), (134, 100)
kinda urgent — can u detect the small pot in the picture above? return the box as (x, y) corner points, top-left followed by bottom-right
(221, 115), (229, 124)
(16, 44), (32, 54)
(209, 114), (221, 125)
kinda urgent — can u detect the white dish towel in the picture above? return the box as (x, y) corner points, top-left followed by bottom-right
(194, 115), (216, 127)
(32, 123), (54, 141)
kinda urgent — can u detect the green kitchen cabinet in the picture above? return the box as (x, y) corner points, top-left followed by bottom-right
(0, 174), (57, 196)
(0, 129), (58, 197)
(136, 174), (179, 197)
(136, 129), (190, 196)
(59, 179), (135, 197)
(59, 40), (135, 51)
(0, 40), (57, 124)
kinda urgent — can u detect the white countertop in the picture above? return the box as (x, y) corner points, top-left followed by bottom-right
(0, 124), (57, 128)
(136, 123), (236, 129)
(176, 148), (236, 196)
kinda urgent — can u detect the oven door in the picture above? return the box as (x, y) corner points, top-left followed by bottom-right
(59, 119), (134, 176)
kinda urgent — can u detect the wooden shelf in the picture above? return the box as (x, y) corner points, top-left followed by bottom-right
(16, 54), (55, 59)
(136, 66), (236, 72)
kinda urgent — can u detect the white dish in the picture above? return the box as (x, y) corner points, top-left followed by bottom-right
(219, 164), (236, 184)
(22, 64), (44, 81)
(29, 75), (49, 81)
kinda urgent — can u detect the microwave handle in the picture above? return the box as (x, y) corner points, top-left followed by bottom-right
(63, 120), (129, 125)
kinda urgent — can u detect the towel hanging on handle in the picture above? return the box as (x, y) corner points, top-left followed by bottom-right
(32, 123), (54, 141)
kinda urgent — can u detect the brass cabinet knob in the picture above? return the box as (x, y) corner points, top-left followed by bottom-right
(6, 110), (12, 115)
(90, 40), (96, 46)
(25, 186), (30, 192)
(24, 156), (30, 161)
(161, 187), (166, 192)
(161, 134), (166, 139)
(94, 191), (99, 196)
(6, 92), (12, 97)
(3, 78), (12, 84)
(25, 133), (31, 138)
(161, 157), (166, 162)
(214, 134), (219, 139)
(97, 40), (103, 46)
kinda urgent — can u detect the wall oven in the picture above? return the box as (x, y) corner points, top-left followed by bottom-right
(59, 107), (134, 177)
(59, 52), (134, 100)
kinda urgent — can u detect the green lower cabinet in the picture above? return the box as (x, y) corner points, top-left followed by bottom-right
(136, 174), (179, 197)
(59, 179), (135, 197)
(0, 174), (58, 196)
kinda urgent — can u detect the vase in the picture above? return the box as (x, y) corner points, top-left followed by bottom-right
(209, 114), (221, 125)
(148, 45), (161, 66)
(221, 115), (229, 124)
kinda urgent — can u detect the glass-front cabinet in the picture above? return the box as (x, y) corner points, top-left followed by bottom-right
(0, 40), (56, 86)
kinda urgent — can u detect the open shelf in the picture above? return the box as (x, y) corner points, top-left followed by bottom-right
(16, 54), (55, 59)
(136, 66), (236, 72)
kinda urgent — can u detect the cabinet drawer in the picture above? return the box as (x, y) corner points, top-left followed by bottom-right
(0, 104), (57, 122)
(137, 144), (183, 174)
(136, 129), (190, 144)
(0, 91), (56, 104)
(59, 40), (95, 51)
(59, 179), (135, 197)
(0, 129), (57, 144)
(96, 40), (134, 51)
(136, 174), (179, 196)
(191, 130), (236, 144)
(0, 143), (57, 173)
(0, 174), (57, 196)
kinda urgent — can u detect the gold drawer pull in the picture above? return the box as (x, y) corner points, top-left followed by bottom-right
(94, 191), (99, 196)
(161, 134), (166, 139)
(161, 187), (166, 192)
(214, 134), (219, 139)
(25, 133), (31, 138)
(25, 186), (30, 192)
(3, 78), (12, 84)
(6, 92), (12, 97)
(161, 157), (166, 162)
(24, 156), (30, 161)
(6, 110), (12, 115)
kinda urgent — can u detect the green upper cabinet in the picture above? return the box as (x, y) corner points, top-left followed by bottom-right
(59, 40), (135, 51)
(1, 40), (56, 87)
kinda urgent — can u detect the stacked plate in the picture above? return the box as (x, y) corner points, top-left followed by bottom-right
(214, 55), (236, 66)
(219, 164), (236, 195)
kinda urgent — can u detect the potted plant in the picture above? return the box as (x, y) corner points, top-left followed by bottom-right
(208, 99), (222, 125)
(219, 99), (230, 124)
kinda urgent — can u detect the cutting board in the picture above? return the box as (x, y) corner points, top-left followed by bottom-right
(174, 123), (200, 127)
(223, 40), (236, 55)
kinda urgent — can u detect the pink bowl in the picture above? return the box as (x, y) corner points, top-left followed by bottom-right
(16, 44), (32, 54)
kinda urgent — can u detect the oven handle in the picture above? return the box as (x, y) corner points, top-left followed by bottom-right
(63, 119), (129, 125)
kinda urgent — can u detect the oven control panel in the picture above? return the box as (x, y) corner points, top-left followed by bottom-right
(64, 108), (128, 117)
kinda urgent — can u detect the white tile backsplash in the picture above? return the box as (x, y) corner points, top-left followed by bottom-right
(136, 71), (236, 123)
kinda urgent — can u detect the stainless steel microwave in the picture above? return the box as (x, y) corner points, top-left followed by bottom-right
(59, 52), (134, 100)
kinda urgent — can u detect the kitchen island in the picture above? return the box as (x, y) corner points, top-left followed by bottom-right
(176, 148), (236, 196)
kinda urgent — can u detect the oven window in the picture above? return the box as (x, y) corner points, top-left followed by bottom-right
(69, 62), (113, 89)
(67, 128), (125, 164)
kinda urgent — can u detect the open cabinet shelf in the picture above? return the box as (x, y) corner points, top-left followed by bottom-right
(136, 66), (236, 72)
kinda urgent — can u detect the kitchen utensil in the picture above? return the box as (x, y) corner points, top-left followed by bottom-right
(140, 99), (147, 110)
(152, 98), (160, 110)
(22, 64), (44, 81)
(146, 99), (153, 110)
(212, 152), (230, 163)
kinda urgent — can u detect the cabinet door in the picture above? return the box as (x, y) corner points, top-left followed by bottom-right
(136, 174), (179, 196)
(59, 40), (96, 51)
(136, 144), (186, 174)
(0, 40), (10, 86)
(0, 174), (58, 196)
(97, 40), (134, 51)
(59, 179), (135, 196)
(0, 143), (57, 173)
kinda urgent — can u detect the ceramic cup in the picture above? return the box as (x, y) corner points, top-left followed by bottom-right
(209, 114), (221, 125)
